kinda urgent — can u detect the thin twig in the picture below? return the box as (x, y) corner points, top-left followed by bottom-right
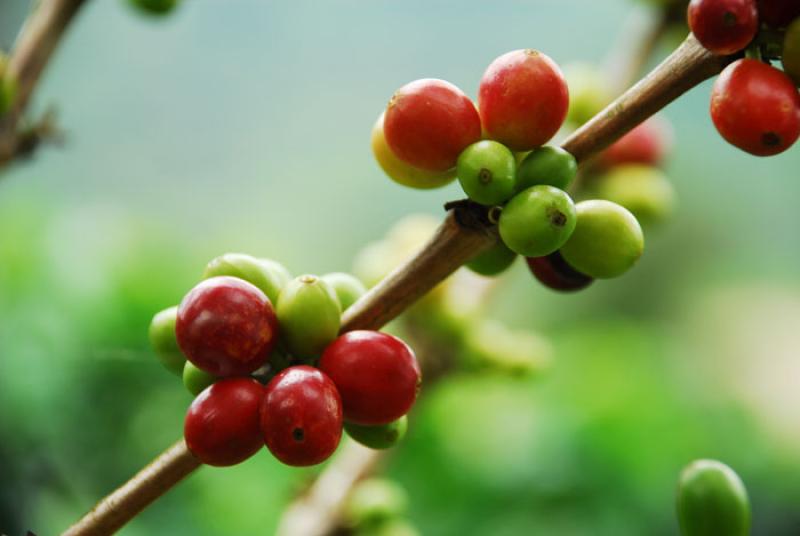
(62, 33), (729, 536)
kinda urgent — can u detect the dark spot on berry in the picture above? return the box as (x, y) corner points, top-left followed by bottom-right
(478, 168), (493, 184)
(292, 427), (305, 442)
(722, 11), (738, 27)
(762, 132), (781, 147)
(548, 208), (567, 227)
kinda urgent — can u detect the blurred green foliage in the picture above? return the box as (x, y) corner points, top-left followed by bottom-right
(1, 1), (800, 535)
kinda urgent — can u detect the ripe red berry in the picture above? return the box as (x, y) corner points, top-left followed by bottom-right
(319, 331), (421, 425)
(184, 378), (265, 467)
(757, 0), (800, 28)
(383, 79), (481, 172)
(478, 49), (569, 151)
(710, 59), (800, 156)
(261, 366), (343, 467)
(176, 276), (279, 377)
(599, 117), (671, 168)
(526, 251), (593, 292)
(688, 0), (759, 55)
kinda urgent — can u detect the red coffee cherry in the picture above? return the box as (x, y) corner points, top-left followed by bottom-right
(599, 117), (671, 168)
(710, 59), (800, 156)
(261, 366), (343, 467)
(478, 49), (569, 151)
(757, 0), (800, 28)
(176, 276), (279, 377)
(320, 331), (421, 425)
(688, 0), (758, 55)
(383, 79), (481, 172)
(526, 251), (593, 292)
(184, 378), (265, 467)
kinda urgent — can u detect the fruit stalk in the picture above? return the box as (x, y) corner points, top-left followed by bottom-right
(0, 0), (87, 164)
(62, 31), (732, 536)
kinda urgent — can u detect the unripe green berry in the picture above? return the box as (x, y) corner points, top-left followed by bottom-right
(345, 416), (407, 450)
(148, 306), (185, 375)
(559, 200), (644, 279)
(783, 18), (800, 85)
(591, 164), (675, 226)
(465, 242), (517, 276)
(346, 478), (409, 527)
(564, 62), (613, 126)
(203, 253), (290, 305)
(677, 459), (751, 536)
(321, 272), (367, 311)
(182, 360), (216, 396)
(498, 185), (577, 258)
(515, 146), (577, 192)
(276, 275), (341, 360)
(456, 140), (517, 205)
(129, 0), (178, 15)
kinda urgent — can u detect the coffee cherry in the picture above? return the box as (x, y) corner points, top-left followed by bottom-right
(203, 253), (290, 305)
(783, 18), (800, 85)
(677, 459), (751, 536)
(184, 378), (265, 467)
(176, 276), (279, 376)
(321, 272), (367, 312)
(599, 117), (671, 168)
(515, 146), (578, 192)
(148, 306), (185, 376)
(688, 0), (758, 55)
(559, 200), (644, 279)
(478, 49), (569, 151)
(384, 79), (481, 172)
(320, 331), (421, 425)
(710, 59), (800, 156)
(498, 185), (577, 258)
(129, 0), (178, 15)
(757, 0), (800, 28)
(591, 164), (676, 226)
(465, 241), (517, 276)
(371, 112), (456, 189)
(564, 62), (613, 126)
(276, 275), (341, 360)
(456, 140), (517, 206)
(344, 416), (408, 450)
(526, 251), (594, 292)
(182, 361), (216, 396)
(260, 366), (342, 466)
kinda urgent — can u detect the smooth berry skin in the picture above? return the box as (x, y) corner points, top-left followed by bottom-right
(148, 306), (185, 376)
(276, 275), (341, 360)
(498, 185), (577, 258)
(783, 18), (800, 85)
(599, 118), (670, 168)
(710, 59), (800, 156)
(592, 165), (676, 226)
(129, 0), (178, 15)
(466, 241), (517, 276)
(176, 276), (279, 377)
(456, 140), (517, 206)
(345, 416), (408, 450)
(526, 251), (593, 292)
(184, 378), (265, 467)
(688, 0), (758, 55)
(261, 366), (343, 467)
(677, 459), (751, 536)
(321, 272), (367, 312)
(384, 79), (481, 172)
(320, 331), (421, 426)
(757, 0), (800, 28)
(515, 145), (578, 192)
(183, 360), (217, 396)
(203, 253), (291, 305)
(478, 49), (569, 151)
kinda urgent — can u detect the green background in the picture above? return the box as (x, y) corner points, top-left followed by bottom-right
(1, 1), (799, 534)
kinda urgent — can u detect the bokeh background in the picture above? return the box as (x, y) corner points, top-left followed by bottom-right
(1, 1), (800, 534)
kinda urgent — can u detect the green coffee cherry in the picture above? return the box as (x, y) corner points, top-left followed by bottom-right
(129, 0), (178, 15)
(591, 164), (675, 226)
(462, 320), (552, 377)
(564, 63), (613, 126)
(346, 478), (409, 527)
(203, 253), (290, 304)
(559, 200), (644, 279)
(677, 459), (751, 536)
(362, 519), (421, 536)
(182, 360), (216, 396)
(456, 140), (517, 205)
(345, 417), (408, 450)
(321, 272), (367, 311)
(783, 18), (800, 85)
(276, 275), (341, 360)
(515, 146), (578, 192)
(465, 242), (517, 276)
(148, 306), (185, 375)
(498, 185), (577, 258)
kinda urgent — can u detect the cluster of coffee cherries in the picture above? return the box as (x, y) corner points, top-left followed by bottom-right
(372, 49), (645, 292)
(148, 253), (421, 467)
(688, 0), (800, 155)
